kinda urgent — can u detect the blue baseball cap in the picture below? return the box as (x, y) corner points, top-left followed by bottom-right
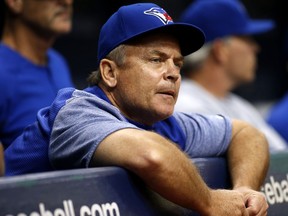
(97, 3), (205, 65)
(180, 0), (275, 42)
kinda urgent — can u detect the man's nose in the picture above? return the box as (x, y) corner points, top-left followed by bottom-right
(164, 60), (181, 82)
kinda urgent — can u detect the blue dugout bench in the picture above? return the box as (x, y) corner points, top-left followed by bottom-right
(0, 152), (288, 215)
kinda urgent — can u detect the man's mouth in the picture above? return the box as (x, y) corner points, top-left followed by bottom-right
(159, 90), (175, 98)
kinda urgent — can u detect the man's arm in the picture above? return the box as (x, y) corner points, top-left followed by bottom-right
(229, 119), (269, 190)
(227, 119), (270, 215)
(91, 127), (262, 215)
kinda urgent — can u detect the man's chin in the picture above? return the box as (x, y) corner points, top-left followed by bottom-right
(52, 23), (72, 35)
(156, 109), (174, 120)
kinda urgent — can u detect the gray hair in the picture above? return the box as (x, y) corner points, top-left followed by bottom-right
(181, 37), (231, 77)
(181, 42), (212, 77)
(87, 44), (127, 85)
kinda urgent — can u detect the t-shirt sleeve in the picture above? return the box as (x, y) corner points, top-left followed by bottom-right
(49, 95), (139, 169)
(174, 112), (232, 157)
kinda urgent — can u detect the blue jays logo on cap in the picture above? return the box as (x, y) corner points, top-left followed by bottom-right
(144, 7), (173, 25)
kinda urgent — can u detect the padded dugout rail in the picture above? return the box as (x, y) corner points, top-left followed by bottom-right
(0, 153), (287, 215)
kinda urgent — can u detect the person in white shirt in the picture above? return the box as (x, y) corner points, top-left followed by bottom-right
(175, 0), (287, 151)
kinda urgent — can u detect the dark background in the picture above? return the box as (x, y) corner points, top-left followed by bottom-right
(2, 0), (288, 103)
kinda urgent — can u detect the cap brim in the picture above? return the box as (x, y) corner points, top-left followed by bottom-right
(156, 23), (206, 56)
(121, 23), (205, 57)
(245, 19), (275, 35)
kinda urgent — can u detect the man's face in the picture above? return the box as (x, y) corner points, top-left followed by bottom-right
(20, 0), (73, 36)
(111, 34), (183, 125)
(224, 36), (259, 85)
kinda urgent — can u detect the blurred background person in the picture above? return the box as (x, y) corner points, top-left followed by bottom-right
(0, 0), (74, 149)
(174, 0), (287, 152)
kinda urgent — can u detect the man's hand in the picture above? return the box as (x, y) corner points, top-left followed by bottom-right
(235, 187), (268, 216)
(204, 188), (268, 216)
(205, 189), (249, 216)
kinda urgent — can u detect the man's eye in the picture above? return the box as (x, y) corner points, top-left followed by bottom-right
(151, 58), (161, 63)
(175, 62), (183, 69)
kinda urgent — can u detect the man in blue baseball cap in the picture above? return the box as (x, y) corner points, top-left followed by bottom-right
(6, 3), (269, 215)
(175, 0), (288, 151)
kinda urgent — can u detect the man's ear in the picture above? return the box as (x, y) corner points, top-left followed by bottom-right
(211, 39), (229, 64)
(99, 59), (118, 88)
(5, 0), (23, 14)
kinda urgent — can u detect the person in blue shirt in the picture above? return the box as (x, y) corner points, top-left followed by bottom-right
(267, 94), (288, 143)
(5, 3), (269, 215)
(0, 0), (74, 149)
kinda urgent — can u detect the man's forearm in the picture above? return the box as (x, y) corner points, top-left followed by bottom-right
(130, 135), (255, 215)
(133, 138), (213, 212)
(228, 120), (270, 190)
(93, 129), (213, 213)
(93, 128), (264, 215)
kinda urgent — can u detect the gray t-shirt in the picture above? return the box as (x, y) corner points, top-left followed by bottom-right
(175, 79), (287, 152)
(49, 88), (232, 169)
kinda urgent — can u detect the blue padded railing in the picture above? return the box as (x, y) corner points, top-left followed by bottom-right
(0, 153), (287, 215)
(260, 151), (288, 215)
